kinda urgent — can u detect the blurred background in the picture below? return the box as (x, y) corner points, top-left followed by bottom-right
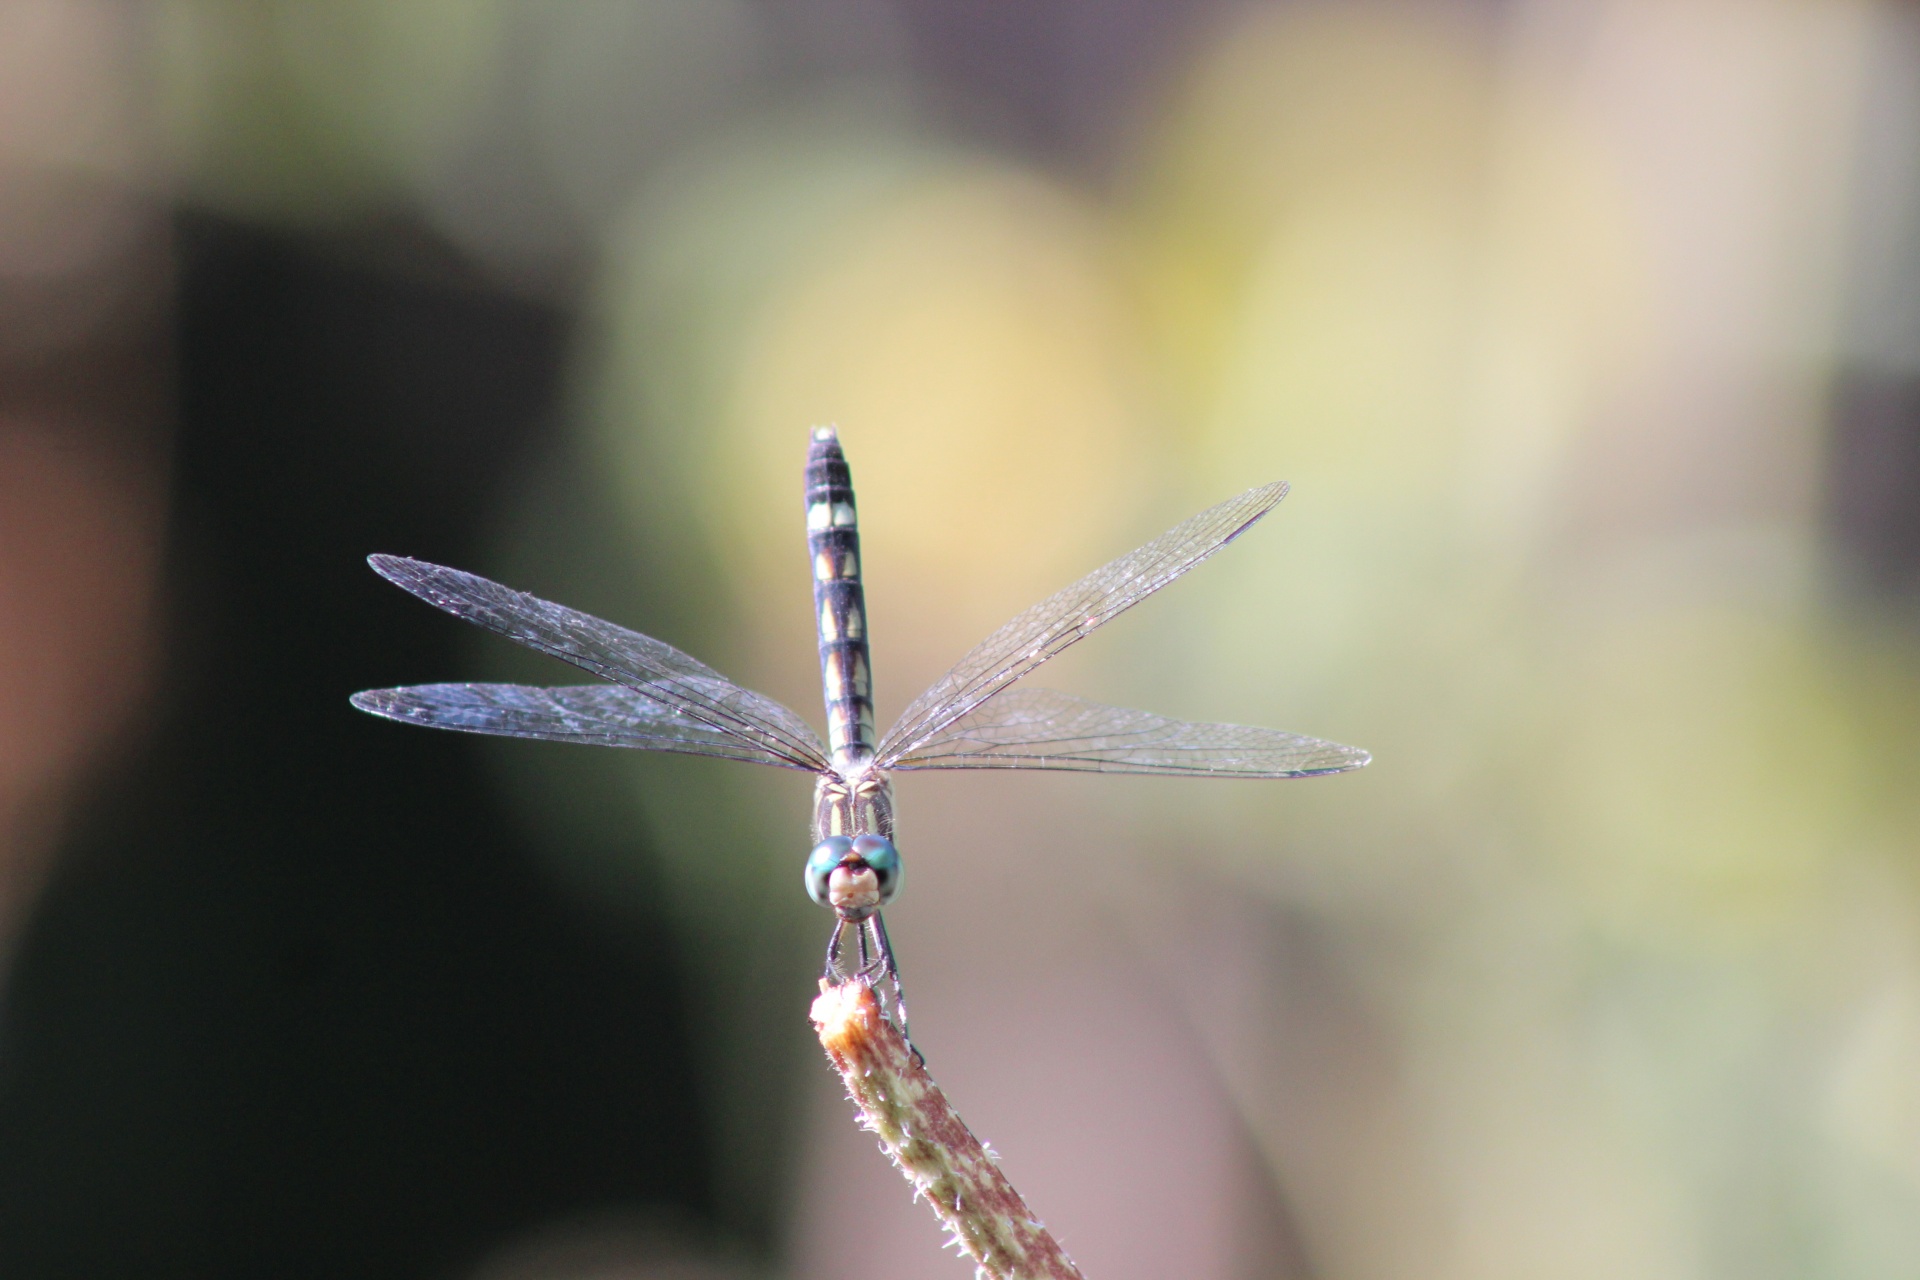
(2, 0), (1919, 1277)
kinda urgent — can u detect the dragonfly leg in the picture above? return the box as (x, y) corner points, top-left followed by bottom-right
(822, 915), (874, 986)
(867, 913), (916, 1050)
(820, 912), (920, 1062)
(865, 912), (920, 1064)
(824, 916), (854, 980)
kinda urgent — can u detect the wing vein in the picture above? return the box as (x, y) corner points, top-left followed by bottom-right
(890, 686), (1369, 778)
(874, 483), (1288, 766)
(366, 556), (830, 772)
(351, 682), (823, 769)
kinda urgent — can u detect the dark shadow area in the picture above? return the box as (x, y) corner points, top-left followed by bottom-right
(1831, 369), (1920, 604)
(0, 215), (711, 1280)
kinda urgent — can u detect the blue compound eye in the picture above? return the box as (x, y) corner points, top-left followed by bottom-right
(849, 834), (902, 905)
(805, 836), (854, 907)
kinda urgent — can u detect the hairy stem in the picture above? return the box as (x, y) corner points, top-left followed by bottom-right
(811, 980), (1087, 1280)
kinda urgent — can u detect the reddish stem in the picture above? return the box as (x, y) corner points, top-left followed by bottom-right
(811, 980), (1087, 1280)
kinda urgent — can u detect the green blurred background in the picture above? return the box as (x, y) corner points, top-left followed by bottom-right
(1, 1), (1918, 1277)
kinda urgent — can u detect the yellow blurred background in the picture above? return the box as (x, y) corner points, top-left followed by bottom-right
(3, 2), (1919, 1278)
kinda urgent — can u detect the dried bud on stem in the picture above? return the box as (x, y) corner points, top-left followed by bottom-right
(811, 980), (1087, 1280)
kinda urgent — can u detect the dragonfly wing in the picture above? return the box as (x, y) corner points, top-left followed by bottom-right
(366, 555), (830, 772)
(351, 682), (820, 768)
(875, 482), (1289, 767)
(889, 686), (1369, 777)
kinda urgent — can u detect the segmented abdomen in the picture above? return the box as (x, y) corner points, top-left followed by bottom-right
(805, 426), (875, 768)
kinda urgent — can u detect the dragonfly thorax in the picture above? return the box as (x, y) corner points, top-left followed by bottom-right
(812, 767), (895, 843)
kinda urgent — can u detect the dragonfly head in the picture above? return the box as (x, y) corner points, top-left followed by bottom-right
(805, 833), (901, 920)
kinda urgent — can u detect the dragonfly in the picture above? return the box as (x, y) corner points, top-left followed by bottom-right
(352, 427), (1369, 1041)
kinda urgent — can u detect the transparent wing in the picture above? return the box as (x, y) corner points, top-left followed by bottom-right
(363, 555), (830, 773)
(875, 482), (1289, 768)
(890, 686), (1369, 776)
(351, 682), (821, 769)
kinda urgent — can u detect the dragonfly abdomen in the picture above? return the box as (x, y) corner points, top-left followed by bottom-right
(806, 426), (876, 768)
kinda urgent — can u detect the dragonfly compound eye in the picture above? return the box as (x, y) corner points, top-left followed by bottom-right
(849, 834), (901, 906)
(804, 833), (902, 918)
(805, 836), (855, 908)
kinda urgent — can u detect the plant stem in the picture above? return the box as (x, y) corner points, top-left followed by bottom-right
(811, 979), (1087, 1280)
